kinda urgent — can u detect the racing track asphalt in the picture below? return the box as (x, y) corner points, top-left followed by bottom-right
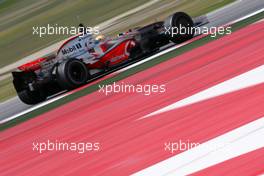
(1, 20), (264, 175)
(0, 0), (264, 121)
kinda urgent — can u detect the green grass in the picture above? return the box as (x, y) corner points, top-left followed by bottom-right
(1, 11), (263, 131)
(0, 0), (19, 11)
(0, 77), (15, 102)
(0, 0), (149, 68)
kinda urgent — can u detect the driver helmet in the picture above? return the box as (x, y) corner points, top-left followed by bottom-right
(95, 35), (105, 42)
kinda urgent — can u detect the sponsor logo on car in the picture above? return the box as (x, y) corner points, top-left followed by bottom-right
(62, 43), (82, 55)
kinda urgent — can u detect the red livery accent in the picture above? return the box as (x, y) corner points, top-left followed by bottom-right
(18, 57), (46, 72)
(90, 39), (133, 69)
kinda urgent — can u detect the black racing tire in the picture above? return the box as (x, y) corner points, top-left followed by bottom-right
(18, 89), (46, 105)
(56, 59), (89, 90)
(164, 12), (194, 44)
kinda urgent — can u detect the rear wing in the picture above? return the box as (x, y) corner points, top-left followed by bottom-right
(16, 54), (56, 72)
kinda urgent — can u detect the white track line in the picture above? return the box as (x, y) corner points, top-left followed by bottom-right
(115, 43), (188, 74)
(0, 93), (67, 125)
(142, 64), (264, 119)
(1, 8), (263, 125)
(132, 117), (264, 176)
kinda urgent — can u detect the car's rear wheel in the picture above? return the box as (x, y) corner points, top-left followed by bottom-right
(18, 89), (46, 105)
(56, 59), (89, 90)
(164, 12), (194, 44)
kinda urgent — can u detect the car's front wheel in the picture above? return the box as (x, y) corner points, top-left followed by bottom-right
(164, 12), (194, 44)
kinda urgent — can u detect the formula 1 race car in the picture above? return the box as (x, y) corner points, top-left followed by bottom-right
(12, 12), (208, 104)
